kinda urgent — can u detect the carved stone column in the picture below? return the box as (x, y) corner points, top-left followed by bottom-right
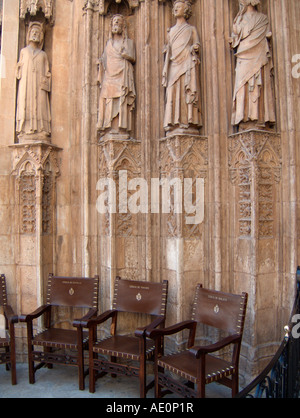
(98, 137), (142, 318)
(11, 142), (61, 341)
(228, 129), (282, 376)
(159, 133), (208, 348)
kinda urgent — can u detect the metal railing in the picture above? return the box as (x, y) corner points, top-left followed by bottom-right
(236, 268), (300, 398)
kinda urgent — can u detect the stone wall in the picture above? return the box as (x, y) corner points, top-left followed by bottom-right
(0, 0), (299, 384)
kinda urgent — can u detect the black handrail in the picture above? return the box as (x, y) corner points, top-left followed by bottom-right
(236, 268), (300, 398)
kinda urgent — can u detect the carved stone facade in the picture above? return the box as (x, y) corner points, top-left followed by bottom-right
(0, 0), (299, 386)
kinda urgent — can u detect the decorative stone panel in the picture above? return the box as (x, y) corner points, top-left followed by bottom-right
(229, 130), (281, 238)
(11, 142), (61, 236)
(98, 137), (141, 237)
(159, 134), (208, 239)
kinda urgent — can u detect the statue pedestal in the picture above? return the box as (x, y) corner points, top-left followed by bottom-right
(98, 131), (131, 142)
(17, 132), (52, 144)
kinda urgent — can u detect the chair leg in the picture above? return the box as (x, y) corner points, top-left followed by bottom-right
(88, 326), (96, 393)
(89, 362), (96, 393)
(139, 358), (146, 398)
(77, 327), (85, 390)
(11, 361), (17, 385)
(78, 350), (85, 390)
(139, 337), (147, 398)
(196, 380), (205, 398)
(232, 372), (239, 397)
(196, 355), (205, 398)
(28, 347), (35, 384)
(9, 330), (17, 385)
(89, 350), (96, 393)
(26, 325), (35, 384)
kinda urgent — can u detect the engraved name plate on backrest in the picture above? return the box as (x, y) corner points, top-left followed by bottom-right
(113, 278), (167, 316)
(47, 276), (98, 309)
(192, 285), (246, 335)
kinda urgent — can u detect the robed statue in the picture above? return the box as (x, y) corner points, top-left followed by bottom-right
(162, 0), (202, 136)
(16, 21), (51, 142)
(97, 14), (136, 139)
(230, 0), (276, 130)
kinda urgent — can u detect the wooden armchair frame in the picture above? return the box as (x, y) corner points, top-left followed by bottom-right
(147, 284), (248, 398)
(0, 274), (18, 385)
(87, 276), (168, 398)
(20, 274), (99, 390)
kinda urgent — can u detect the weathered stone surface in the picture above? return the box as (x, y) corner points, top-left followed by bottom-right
(0, 0), (299, 385)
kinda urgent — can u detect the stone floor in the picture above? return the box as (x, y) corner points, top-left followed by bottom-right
(0, 362), (232, 398)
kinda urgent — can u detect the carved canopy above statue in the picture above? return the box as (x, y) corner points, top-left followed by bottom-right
(84, 0), (196, 16)
(20, 0), (54, 22)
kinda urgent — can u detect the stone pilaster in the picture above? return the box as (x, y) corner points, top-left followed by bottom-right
(98, 137), (142, 318)
(10, 141), (61, 359)
(228, 129), (282, 377)
(159, 133), (208, 347)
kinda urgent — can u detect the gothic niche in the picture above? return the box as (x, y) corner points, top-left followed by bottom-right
(97, 13), (136, 140)
(97, 0), (139, 16)
(229, 0), (276, 132)
(20, 0), (54, 24)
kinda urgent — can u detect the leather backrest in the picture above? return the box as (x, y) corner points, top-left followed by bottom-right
(0, 274), (7, 306)
(192, 284), (248, 335)
(113, 277), (168, 316)
(46, 274), (99, 309)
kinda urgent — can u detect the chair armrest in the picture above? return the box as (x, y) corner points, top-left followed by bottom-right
(189, 334), (241, 358)
(135, 315), (165, 338)
(73, 308), (98, 328)
(19, 305), (50, 323)
(146, 320), (197, 339)
(85, 309), (117, 328)
(3, 305), (18, 324)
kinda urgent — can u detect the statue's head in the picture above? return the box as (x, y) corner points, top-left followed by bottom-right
(27, 22), (44, 49)
(239, 0), (260, 10)
(110, 14), (128, 39)
(172, 0), (193, 21)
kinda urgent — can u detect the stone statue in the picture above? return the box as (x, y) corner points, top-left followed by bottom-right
(97, 14), (136, 139)
(162, 0), (202, 136)
(230, 0), (276, 130)
(16, 21), (51, 142)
